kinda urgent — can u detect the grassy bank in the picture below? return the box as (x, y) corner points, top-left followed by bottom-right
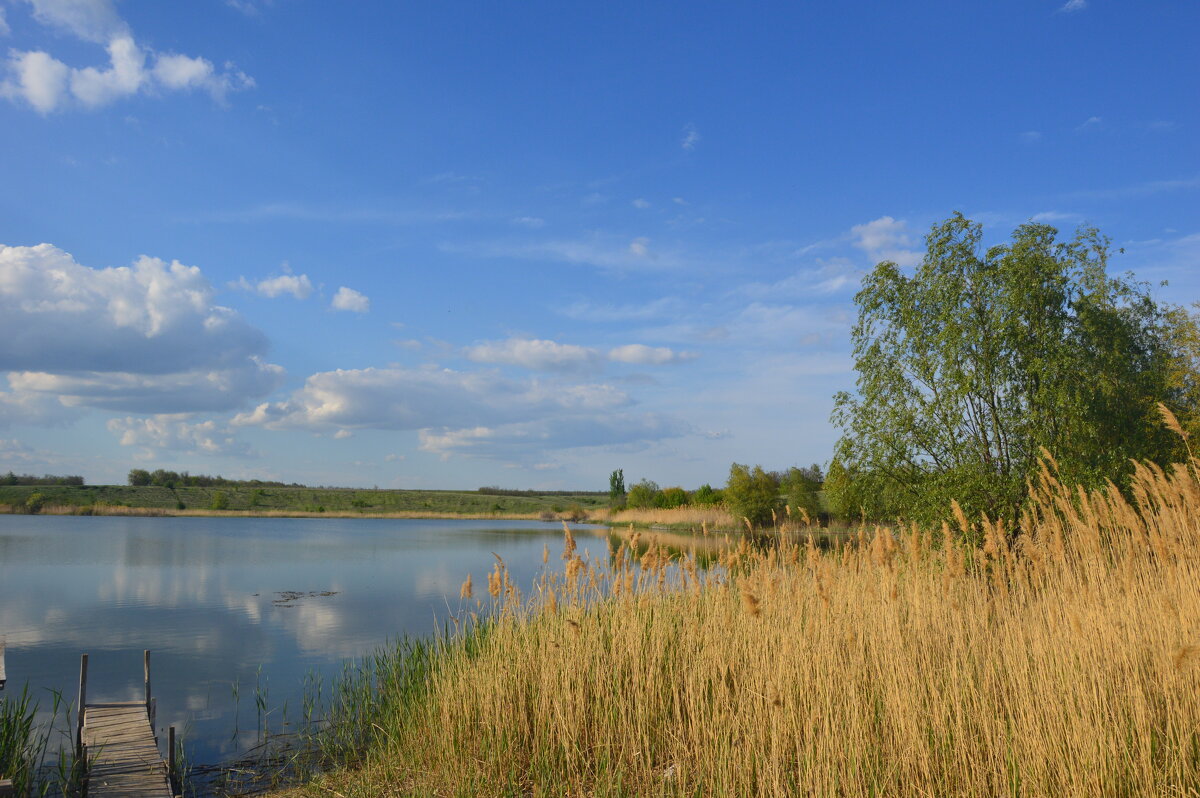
(274, 455), (1200, 797)
(0, 484), (607, 517)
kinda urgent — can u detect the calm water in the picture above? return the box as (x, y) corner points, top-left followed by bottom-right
(0, 514), (612, 765)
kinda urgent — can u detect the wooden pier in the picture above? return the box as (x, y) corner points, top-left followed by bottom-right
(76, 651), (179, 798)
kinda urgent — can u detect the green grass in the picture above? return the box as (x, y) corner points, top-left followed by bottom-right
(0, 484), (608, 515)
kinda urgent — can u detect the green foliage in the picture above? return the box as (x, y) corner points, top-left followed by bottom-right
(781, 465), (822, 522)
(656, 486), (689, 509)
(691, 483), (723, 506)
(833, 213), (1188, 525)
(625, 479), (660, 509)
(210, 491), (230, 511)
(128, 468), (152, 486)
(608, 468), (625, 505)
(724, 463), (780, 528)
(23, 492), (45, 514)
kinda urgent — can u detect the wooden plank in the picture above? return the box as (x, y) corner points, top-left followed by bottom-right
(82, 704), (172, 798)
(0, 777), (15, 797)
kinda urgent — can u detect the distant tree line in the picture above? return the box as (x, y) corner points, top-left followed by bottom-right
(608, 463), (825, 528)
(1, 472), (85, 486)
(127, 469), (300, 489)
(477, 486), (607, 496)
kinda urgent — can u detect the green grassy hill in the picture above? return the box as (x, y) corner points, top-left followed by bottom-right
(0, 484), (608, 515)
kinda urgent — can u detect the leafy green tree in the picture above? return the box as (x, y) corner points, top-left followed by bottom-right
(781, 465), (822, 522)
(128, 469), (151, 486)
(724, 463), (780, 528)
(210, 491), (230, 511)
(691, 483), (723, 506)
(656, 486), (689, 509)
(625, 479), (660, 509)
(832, 213), (1188, 525)
(608, 468), (626, 507)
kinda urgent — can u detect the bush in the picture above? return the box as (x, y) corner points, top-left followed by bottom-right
(656, 486), (689, 509)
(210, 491), (229, 511)
(626, 480), (660, 509)
(724, 463), (780, 528)
(24, 493), (45, 514)
(691, 484), (723, 506)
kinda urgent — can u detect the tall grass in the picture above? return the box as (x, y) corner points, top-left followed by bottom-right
(280, 451), (1200, 797)
(596, 505), (737, 528)
(0, 686), (71, 797)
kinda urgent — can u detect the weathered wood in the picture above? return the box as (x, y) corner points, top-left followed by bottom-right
(76, 653), (88, 757)
(77, 652), (173, 798)
(0, 777), (15, 797)
(0, 636), (6, 690)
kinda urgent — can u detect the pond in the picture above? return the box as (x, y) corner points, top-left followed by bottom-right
(0, 514), (618, 767)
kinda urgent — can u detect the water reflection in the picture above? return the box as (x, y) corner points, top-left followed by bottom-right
(0, 515), (641, 764)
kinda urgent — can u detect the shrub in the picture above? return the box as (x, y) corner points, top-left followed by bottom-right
(724, 463), (780, 528)
(210, 491), (229, 511)
(656, 486), (689, 509)
(625, 480), (660, 509)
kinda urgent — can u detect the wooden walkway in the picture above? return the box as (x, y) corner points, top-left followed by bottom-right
(76, 651), (179, 798)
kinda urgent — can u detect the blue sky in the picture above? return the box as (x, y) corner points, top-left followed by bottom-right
(1, 0), (1197, 490)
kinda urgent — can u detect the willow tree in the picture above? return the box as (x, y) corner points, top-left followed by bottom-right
(831, 213), (1190, 525)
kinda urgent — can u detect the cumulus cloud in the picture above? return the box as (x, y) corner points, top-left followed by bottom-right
(1, 0), (253, 112)
(464, 338), (602, 372)
(607, 344), (694, 366)
(850, 216), (922, 267)
(0, 243), (283, 413)
(231, 364), (687, 461)
(418, 413), (690, 460)
(232, 366), (630, 432)
(107, 414), (254, 457)
(331, 286), (369, 313)
(464, 338), (694, 371)
(231, 272), (314, 299)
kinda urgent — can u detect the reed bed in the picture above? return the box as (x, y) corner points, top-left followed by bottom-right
(285, 453), (1200, 797)
(596, 505), (737, 529)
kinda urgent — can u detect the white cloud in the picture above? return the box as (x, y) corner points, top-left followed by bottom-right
(1, 1), (253, 112)
(0, 243), (283, 413)
(331, 286), (369, 313)
(333, 429), (353, 439)
(631, 198), (651, 209)
(512, 216), (545, 228)
(0, 8), (11, 36)
(464, 337), (694, 371)
(231, 366), (632, 436)
(22, 0), (127, 42)
(1059, 0), (1087, 12)
(1020, 130), (1043, 143)
(607, 344), (694, 366)
(4, 50), (69, 112)
(739, 257), (861, 299)
(1030, 211), (1082, 224)
(418, 413), (690, 460)
(107, 415), (253, 457)
(1076, 115), (1102, 131)
(850, 216), (922, 267)
(452, 235), (685, 272)
(681, 123), (700, 151)
(231, 272), (313, 300)
(464, 338), (602, 372)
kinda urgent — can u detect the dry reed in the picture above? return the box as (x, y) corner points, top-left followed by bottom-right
(293, 453), (1200, 797)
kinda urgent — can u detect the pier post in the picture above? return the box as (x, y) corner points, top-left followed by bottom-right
(76, 654), (88, 757)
